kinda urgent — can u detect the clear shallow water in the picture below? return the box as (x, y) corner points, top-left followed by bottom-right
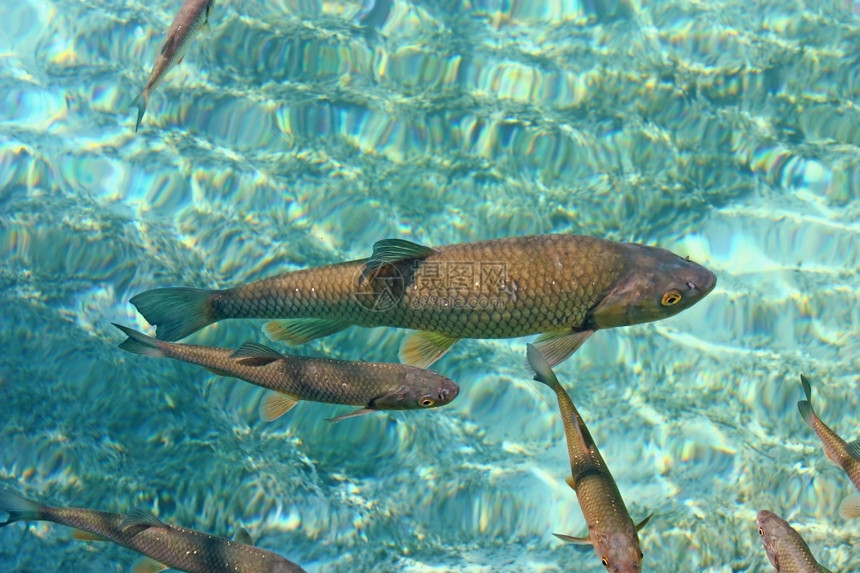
(0, 0), (858, 571)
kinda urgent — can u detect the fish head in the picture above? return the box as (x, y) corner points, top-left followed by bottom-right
(592, 530), (644, 572)
(756, 510), (784, 569)
(369, 368), (459, 411)
(587, 244), (716, 329)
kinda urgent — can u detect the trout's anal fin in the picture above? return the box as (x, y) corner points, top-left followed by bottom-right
(400, 331), (459, 368)
(132, 556), (169, 573)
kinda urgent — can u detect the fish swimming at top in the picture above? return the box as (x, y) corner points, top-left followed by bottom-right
(130, 0), (213, 132)
(130, 234), (716, 368)
(527, 344), (650, 573)
(114, 324), (459, 423)
(756, 510), (833, 573)
(0, 488), (306, 573)
(797, 374), (860, 519)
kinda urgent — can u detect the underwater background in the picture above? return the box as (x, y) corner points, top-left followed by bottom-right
(0, 0), (858, 571)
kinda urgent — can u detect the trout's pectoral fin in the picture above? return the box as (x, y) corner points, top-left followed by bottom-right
(233, 527), (254, 545)
(553, 532), (592, 545)
(259, 391), (299, 422)
(231, 341), (283, 366)
(160, 35), (176, 56)
(71, 529), (109, 541)
(532, 329), (593, 368)
(326, 407), (376, 423)
(845, 439), (860, 461)
(635, 513), (654, 531)
(131, 556), (169, 573)
(364, 238), (436, 276)
(400, 331), (459, 368)
(120, 509), (165, 535)
(264, 318), (350, 346)
(839, 492), (860, 519)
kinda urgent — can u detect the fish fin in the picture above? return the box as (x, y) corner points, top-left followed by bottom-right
(399, 331), (459, 368)
(159, 34), (177, 56)
(364, 238), (436, 275)
(130, 287), (217, 341)
(0, 489), (44, 525)
(565, 475), (577, 491)
(129, 91), (148, 133)
(797, 400), (814, 427)
(263, 318), (350, 346)
(113, 323), (166, 358)
(259, 391), (299, 422)
(326, 407), (376, 423)
(131, 556), (169, 573)
(233, 527), (254, 545)
(532, 329), (593, 368)
(203, 366), (233, 377)
(635, 513), (654, 531)
(200, 20), (211, 38)
(72, 529), (109, 541)
(120, 509), (165, 534)
(799, 374), (813, 402)
(818, 566), (834, 573)
(230, 341), (283, 366)
(845, 440), (860, 461)
(553, 532), (592, 545)
(526, 343), (561, 391)
(839, 492), (860, 519)
(177, 55), (184, 64)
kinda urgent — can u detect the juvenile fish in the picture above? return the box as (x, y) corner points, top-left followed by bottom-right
(0, 488), (305, 573)
(797, 374), (860, 519)
(130, 234), (716, 368)
(756, 510), (833, 573)
(114, 324), (459, 422)
(130, 0), (213, 131)
(527, 344), (651, 573)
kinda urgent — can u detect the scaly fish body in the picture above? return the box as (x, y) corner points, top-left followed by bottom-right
(527, 345), (649, 573)
(131, 234), (716, 368)
(114, 324), (458, 422)
(756, 510), (832, 573)
(797, 374), (860, 519)
(0, 489), (305, 573)
(130, 0), (213, 131)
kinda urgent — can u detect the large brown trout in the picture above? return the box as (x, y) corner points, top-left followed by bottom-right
(131, 235), (717, 368)
(114, 324), (458, 422)
(756, 510), (833, 573)
(527, 344), (651, 573)
(797, 374), (860, 519)
(0, 488), (305, 573)
(130, 0), (213, 131)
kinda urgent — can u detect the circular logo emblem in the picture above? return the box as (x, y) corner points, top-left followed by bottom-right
(351, 262), (404, 312)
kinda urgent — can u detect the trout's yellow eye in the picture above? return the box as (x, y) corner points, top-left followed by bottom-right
(758, 528), (763, 536)
(661, 289), (682, 306)
(419, 398), (435, 407)
(601, 557), (608, 567)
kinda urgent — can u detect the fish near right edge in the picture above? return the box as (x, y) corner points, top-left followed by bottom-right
(527, 344), (651, 573)
(756, 510), (833, 573)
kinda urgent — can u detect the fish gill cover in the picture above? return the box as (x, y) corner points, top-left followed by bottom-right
(0, 0), (858, 571)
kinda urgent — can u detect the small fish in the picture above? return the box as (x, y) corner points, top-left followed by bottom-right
(0, 488), (306, 573)
(130, 234), (716, 368)
(756, 510), (833, 573)
(527, 344), (650, 573)
(797, 374), (860, 519)
(114, 324), (459, 423)
(130, 0), (213, 131)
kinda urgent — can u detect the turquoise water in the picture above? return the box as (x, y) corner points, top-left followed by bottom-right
(1, 0), (858, 571)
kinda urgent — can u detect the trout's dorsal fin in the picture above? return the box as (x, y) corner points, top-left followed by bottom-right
(326, 407), (376, 423)
(532, 329), (593, 368)
(264, 318), (350, 346)
(399, 331), (459, 369)
(131, 556), (169, 573)
(845, 439), (860, 461)
(368, 238), (435, 267)
(259, 391), (299, 422)
(233, 527), (254, 545)
(120, 509), (165, 534)
(553, 532), (592, 545)
(231, 342), (283, 366)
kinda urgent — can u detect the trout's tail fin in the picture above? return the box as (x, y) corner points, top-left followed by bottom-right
(130, 90), (148, 133)
(0, 489), (45, 526)
(113, 323), (167, 358)
(797, 374), (816, 427)
(130, 287), (217, 341)
(526, 343), (561, 391)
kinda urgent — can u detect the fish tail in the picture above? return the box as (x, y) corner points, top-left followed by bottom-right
(0, 489), (45, 526)
(526, 343), (561, 391)
(130, 90), (148, 133)
(130, 287), (218, 341)
(797, 374), (815, 426)
(113, 323), (167, 358)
